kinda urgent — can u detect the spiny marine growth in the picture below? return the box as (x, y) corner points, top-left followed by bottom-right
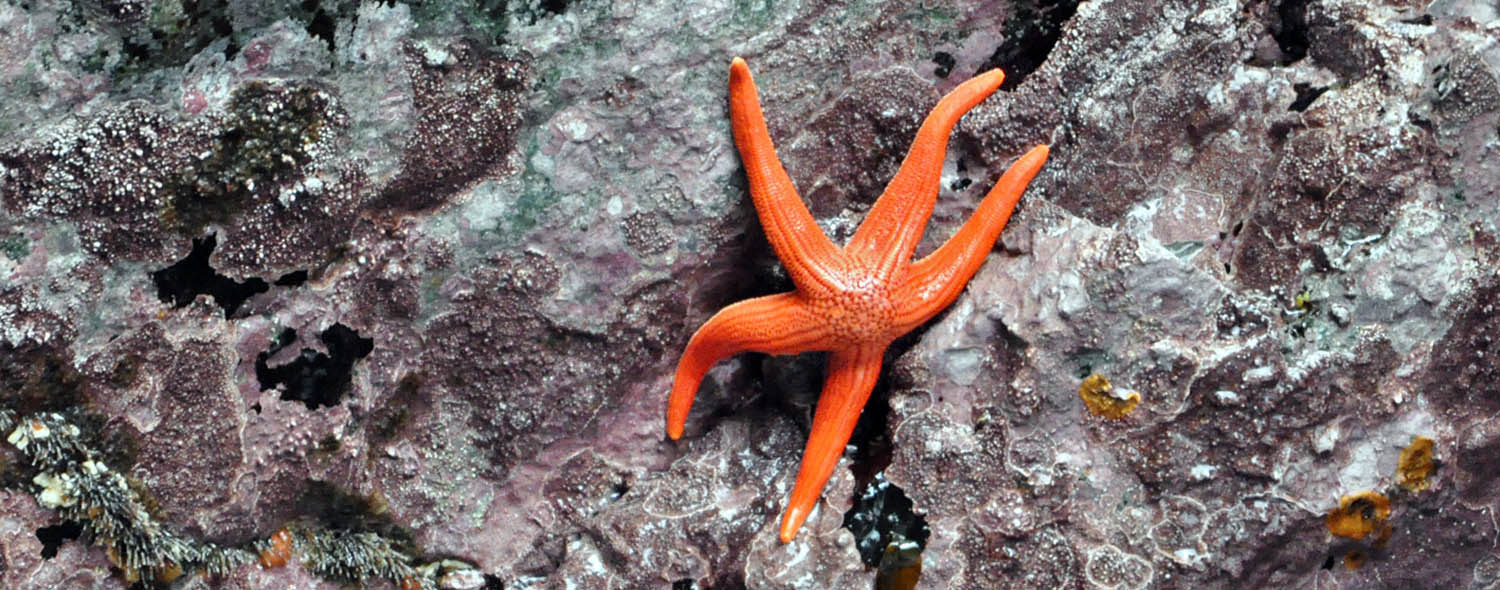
(2, 410), (479, 589)
(6, 411), (249, 584)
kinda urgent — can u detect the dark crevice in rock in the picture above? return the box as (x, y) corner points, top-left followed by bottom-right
(36, 521), (84, 559)
(274, 270), (310, 287)
(539, 0), (572, 16)
(300, 0), (338, 51)
(1271, 0), (1312, 64)
(1289, 82), (1328, 112)
(843, 473), (930, 571)
(150, 234), (270, 318)
(122, 39), (151, 61)
(932, 51), (956, 78)
(255, 323), (373, 410)
(982, 0), (1081, 91)
(846, 375), (893, 490)
(950, 158), (974, 192)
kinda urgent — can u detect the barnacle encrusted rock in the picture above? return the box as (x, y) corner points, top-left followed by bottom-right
(3, 0), (1500, 588)
(2, 410), (478, 589)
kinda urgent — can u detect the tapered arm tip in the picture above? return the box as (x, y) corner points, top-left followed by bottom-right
(976, 67), (1006, 91)
(779, 505), (809, 543)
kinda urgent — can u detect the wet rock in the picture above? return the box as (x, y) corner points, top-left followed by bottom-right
(1, 0), (1499, 588)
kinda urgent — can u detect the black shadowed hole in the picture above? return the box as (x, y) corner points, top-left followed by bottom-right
(255, 323), (374, 410)
(843, 473), (931, 567)
(482, 574), (505, 589)
(122, 39), (151, 61)
(981, 0), (1081, 91)
(932, 52), (956, 78)
(37, 521), (84, 559)
(672, 579), (696, 590)
(1288, 83), (1328, 112)
(1271, 0), (1311, 64)
(1408, 110), (1434, 133)
(1401, 14), (1432, 25)
(302, 1), (337, 52)
(150, 234), (270, 318)
(274, 269), (309, 286)
(845, 376), (893, 490)
(540, 0), (571, 15)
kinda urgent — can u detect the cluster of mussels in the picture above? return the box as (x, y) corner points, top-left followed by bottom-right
(1, 409), (481, 589)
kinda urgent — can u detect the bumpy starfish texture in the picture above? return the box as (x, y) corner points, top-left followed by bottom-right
(668, 57), (1049, 543)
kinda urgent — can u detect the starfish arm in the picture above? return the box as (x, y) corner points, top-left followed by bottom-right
(847, 67), (1008, 279)
(729, 57), (846, 295)
(667, 292), (833, 440)
(778, 344), (885, 543)
(894, 144), (1049, 329)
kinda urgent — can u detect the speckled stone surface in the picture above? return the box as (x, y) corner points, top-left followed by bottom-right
(1, 0), (1498, 588)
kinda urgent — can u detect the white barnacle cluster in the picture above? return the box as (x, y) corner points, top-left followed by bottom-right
(2, 409), (485, 589)
(6, 412), (86, 466)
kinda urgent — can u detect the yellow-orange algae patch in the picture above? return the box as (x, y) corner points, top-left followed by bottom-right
(259, 528), (294, 568)
(1079, 374), (1140, 419)
(875, 541), (922, 590)
(1326, 491), (1391, 541)
(1397, 435), (1435, 492)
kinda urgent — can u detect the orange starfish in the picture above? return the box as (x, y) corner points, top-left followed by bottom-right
(667, 57), (1049, 543)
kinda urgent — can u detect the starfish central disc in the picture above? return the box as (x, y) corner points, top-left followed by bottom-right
(665, 57), (1051, 543)
(813, 271), (899, 346)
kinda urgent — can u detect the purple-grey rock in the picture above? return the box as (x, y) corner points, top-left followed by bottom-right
(0, 0), (1497, 588)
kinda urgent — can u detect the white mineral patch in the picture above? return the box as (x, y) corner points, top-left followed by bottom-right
(1243, 365), (1275, 382)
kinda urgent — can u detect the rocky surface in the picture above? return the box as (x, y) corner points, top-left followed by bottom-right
(0, 0), (1497, 588)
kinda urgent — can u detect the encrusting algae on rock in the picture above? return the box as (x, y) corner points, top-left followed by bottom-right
(1079, 374), (1140, 419)
(1326, 490), (1392, 544)
(1396, 435), (1435, 492)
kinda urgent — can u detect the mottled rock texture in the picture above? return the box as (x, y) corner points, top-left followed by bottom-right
(0, 0), (1497, 588)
